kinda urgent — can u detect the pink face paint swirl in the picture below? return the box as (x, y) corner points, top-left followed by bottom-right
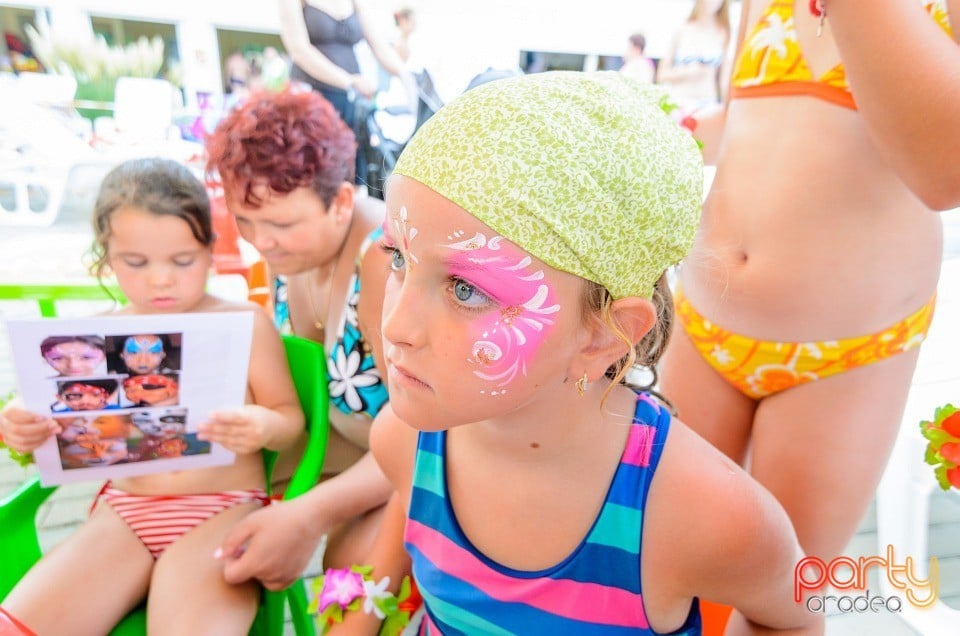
(445, 231), (560, 395)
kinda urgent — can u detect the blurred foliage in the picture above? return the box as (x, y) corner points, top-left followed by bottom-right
(25, 18), (164, 121)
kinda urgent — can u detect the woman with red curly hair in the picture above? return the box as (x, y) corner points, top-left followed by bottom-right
(205, 86), (394, 591)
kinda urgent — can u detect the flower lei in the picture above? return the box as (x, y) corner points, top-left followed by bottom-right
(657, 93), (704, 152)
(920, 403), (960, 490)
(308, 565), (419, 635)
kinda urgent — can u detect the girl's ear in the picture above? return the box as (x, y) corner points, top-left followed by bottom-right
(571, 296), (657, 382)
(329, 181), (356, 224)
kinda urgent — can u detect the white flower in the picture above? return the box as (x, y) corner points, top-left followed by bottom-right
(342, 285), (360, 329)
(328, 349), (381, 411)
(711, 345), (734, 366)
(362, 576), (392, 619)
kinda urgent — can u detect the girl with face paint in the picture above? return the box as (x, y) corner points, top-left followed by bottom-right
(119, 334), (167, 375)
(321, 73), (818, 635)
(40, 335), (107, 377)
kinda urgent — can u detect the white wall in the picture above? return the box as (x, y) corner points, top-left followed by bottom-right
(12, 0), (706, 103)
(388, 0), (696, 100)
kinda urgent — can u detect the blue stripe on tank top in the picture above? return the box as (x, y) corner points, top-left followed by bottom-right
(407, 485), (643, 592)
(407, 542), (650, 636)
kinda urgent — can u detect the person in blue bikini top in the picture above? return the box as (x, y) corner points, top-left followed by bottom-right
(273, 226), (388, 419)
(206, 86), (396, 587)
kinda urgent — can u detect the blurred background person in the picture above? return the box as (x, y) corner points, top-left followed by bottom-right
(619, 32), (655, 84)
(206, 87), (397, 587)
(391, 6), (416, 65)
(279, 0), (409, 188)
(656, 0), (731, 113)
(223, 49), (253, 98)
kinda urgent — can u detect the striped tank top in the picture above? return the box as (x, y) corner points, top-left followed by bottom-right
(404, 392), (702, 635)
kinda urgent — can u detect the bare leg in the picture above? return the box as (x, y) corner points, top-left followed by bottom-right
(659, 318), (758, 464)
(148, 502), (262, 635)
(2, 502), (152, 635)
(750, 350), (920, 560)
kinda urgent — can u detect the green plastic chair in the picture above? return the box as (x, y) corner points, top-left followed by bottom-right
(0, 282), (125, 317)
(259, 335), (328, 636)
(0, 282), (328, 635)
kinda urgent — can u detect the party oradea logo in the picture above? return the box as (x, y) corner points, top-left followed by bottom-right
(794, 545), (938, 614)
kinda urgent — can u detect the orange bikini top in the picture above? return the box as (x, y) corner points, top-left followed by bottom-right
(731, 0), (953, 109)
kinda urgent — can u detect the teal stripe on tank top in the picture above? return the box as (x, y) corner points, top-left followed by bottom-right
(412, 448), (444, 497)
(417, 584), (517, 636)
(589, 502), (642, 553)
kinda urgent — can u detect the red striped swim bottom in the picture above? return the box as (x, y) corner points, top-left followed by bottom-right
(92, 482), (270, 559)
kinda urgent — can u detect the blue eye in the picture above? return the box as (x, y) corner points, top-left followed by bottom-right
(390, 248), (406, 271)
(452, 279), (490, 307)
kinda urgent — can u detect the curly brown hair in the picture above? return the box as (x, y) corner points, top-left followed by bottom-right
(204, 87), (357, 208)
(90, 158), (212, 282)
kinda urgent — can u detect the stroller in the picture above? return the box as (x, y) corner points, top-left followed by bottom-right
(355, 69), (443, 200)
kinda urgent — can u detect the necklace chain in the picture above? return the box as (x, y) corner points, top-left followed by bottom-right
(305, 219), (353, 335)
(306, 259), (338, 335)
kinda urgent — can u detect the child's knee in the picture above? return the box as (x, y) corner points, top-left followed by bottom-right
(0, 606), (37, 636)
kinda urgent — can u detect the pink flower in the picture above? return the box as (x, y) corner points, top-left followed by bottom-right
(317, 568), (365, 611)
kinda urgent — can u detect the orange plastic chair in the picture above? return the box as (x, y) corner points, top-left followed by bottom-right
(207, 182), (249, 278)
(699, 599), (733, 635)
(247, 259), (271, 310)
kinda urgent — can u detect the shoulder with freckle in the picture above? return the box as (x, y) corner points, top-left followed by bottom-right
(654, 418), (742, 493)
(651, 417), (776, 554)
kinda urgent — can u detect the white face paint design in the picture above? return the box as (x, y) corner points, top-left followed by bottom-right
(392, 206), (419, 268)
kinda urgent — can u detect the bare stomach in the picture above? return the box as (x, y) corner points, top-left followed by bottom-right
(111, 408), (370, 495)
(114, 451), (266, 495)
(679, 98), (943, 341)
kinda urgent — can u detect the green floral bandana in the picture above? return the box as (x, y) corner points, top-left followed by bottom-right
(392, 71), (702, 299)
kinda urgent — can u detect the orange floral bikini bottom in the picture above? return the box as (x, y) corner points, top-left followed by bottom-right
(675, 289), (936, 399)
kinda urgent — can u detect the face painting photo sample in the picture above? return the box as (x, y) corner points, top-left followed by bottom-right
(52, 378), (120, 412)
(107, 333), (182, 375)
(39, 335), (106, 377)
(122, 373), (180, 407)
(54, 413), (132, 469)
(7, 312), (252, 485)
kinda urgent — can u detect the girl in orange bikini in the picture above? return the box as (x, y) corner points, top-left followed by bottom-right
(660, 1), (958, 631)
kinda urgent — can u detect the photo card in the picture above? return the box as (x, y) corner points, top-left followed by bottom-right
(6, 312), (253, 485)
